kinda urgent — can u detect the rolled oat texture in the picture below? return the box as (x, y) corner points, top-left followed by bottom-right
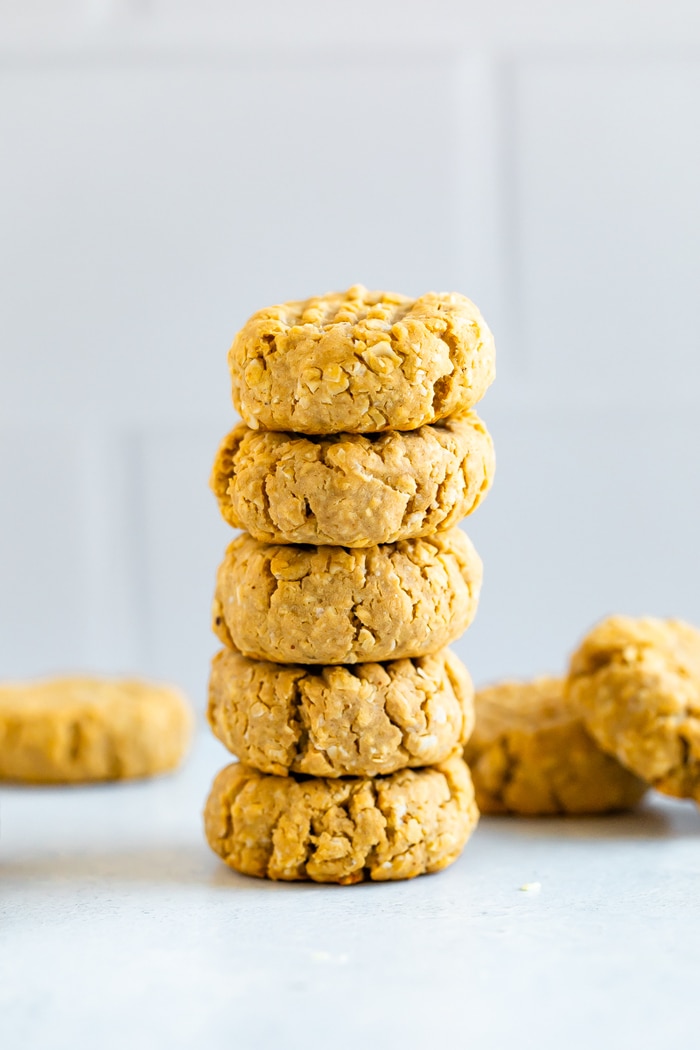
(210, 410), (494, 546)
(212, 527), (483, 665)
(208, 646), (474, 777)
(465, 676), (646, 815)
(568, 616), (700, 802)
(228, 285), (495, 434)
(204, 754), (479, 883)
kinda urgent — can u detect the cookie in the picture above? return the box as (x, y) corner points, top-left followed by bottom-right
(0, 676), (193, 784)
(208, 646), (473, 777)
(568, 616), (700, 802)
(210, 410), (494, 547)
(228, 285), (495, 434)
(204, 754), (478, 883)
(212, 527), (482, 665)
(464, 676), (646, 815)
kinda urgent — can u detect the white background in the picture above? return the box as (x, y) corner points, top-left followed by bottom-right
(2, 0), (700, 705)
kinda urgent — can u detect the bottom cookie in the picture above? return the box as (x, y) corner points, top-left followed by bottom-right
(464, 676), (647, 815)
(0, 676), (193, 783)
(204, 755), (478, 883)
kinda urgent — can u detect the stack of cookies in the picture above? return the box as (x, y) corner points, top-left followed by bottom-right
(203, 285), (496, 883)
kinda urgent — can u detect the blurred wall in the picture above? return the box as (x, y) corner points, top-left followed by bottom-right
(2, 1), (700, 704)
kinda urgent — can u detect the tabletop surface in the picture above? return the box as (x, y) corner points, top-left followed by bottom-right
(2, 730), (698, 1050)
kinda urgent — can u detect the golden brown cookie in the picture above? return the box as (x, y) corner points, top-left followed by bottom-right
(204, 755), (478, 883)
(464, 676), (646, 815)
(0, 676), (193, 784)
(228, 285), (495, 434)
(568, 616), (700, 802)
(212, 528), (482, 665)
(210, 410), (494, 547)
(208, 646), (473, 777)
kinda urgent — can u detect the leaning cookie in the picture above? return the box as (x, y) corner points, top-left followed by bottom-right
(568, 616), (700, 803)
(0, 676), (193, 783)
(204, 755), (478, 883)
(208, 646), (473, 777)
(228, 285), (495, 434)
(210, 410), (494, 546)
(212, 528), (482, 665)
(464, 676), (646, 815)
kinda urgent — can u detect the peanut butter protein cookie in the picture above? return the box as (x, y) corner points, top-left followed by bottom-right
(568, 616), (700, 802)
(204, 754), (478, 883)
(228, 285), (495, 434)
(208, 646), (474, 777)
(210, 410), (494, 546)
(0, 676), (193, 783)
(212, 528), (482, 665)
(465, 676), (646, 815)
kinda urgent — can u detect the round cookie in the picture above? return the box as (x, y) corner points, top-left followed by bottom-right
(228, 285), (496, 434)
(212, 527), (482, 665)
(208, 646), (474, 777)
(568, 616), (700, 802)
(210, 410), (495, 547)
(464, 676), (646, 815)
(0, 676), (193, 784)
(204, 755), (478, 883)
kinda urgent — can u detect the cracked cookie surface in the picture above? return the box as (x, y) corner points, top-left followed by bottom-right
(0, 677), (193, 783)
(568, 616), (700, 802)
(204, 754), (478, 883)
(210, 410), (494, 546)
(212, 527), (482, 665)
(228, 285), (496, 434)
(208, 646), (474, 777)
(464, 676), (646, 815)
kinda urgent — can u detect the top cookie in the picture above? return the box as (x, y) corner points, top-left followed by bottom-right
(568, 616), (700, 802)
(228, 285), (496, 434)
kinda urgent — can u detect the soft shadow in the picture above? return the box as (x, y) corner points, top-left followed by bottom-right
(0, 844), (234, 888)
(481, 795), (699, 842)
(0, 845), (367, 893)
(0, 845), (388, 893)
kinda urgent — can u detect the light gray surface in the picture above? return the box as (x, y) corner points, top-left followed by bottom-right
(1, 731), (698, 1050)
